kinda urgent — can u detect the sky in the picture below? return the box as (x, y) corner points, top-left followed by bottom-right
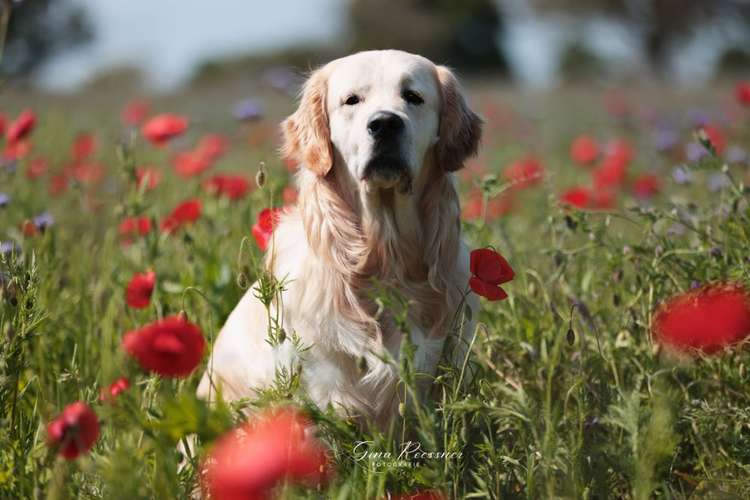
(38, 0), (347, 92)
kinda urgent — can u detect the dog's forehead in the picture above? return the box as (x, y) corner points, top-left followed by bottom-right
(326, 51), (437, 97)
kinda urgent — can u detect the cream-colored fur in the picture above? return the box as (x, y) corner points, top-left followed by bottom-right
(197, 50), (482, 426)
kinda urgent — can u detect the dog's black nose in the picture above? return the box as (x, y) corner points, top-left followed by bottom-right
(367, 111), (404, 140)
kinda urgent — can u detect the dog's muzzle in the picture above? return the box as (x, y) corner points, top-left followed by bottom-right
(362, 111), (411, 192)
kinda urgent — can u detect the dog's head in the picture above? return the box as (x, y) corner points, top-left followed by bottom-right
(282, 50), (482, 192)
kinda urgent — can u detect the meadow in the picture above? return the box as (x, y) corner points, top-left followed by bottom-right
(1, 79), (750, 499)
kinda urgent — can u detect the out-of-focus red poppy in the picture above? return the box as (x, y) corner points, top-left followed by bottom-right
(700, 124), (726, 155)
(49, 173), (69, 196)
(252, 208), (283, 251)
(3, 139), (32, 161)
(652, 282), (750, 355)
(161, 199), (202, 234)
(632, 173), (660, 199)
(135, 167), (162, 191)
(122, 315), (205, 378)
(462, 190), (513, 221)
(125, 270), (156, 309)
(72, 133), (97, 164)
(560, 186), (591, 209)
(119, 216), (152, 243)
(122, 99), (150, 126)
(21, 220), (38, 237)
(735, 81), (750, 106)
(172, 151), (211, 178)
(284, 157), (298, 172)
(204, 174), (251, 200)
(47, 402), (100, 460)
(141, 113), (188, 146)
(70, 162), (105, 184)
(570, 135), (599, 166)
(0, 113), (5, 137)
(99, 377), (130, 402)
(196, 134), (229, 163)
(469, 248), (514, 301)
(504, 156), (544, 189)
(6, 109), (36, 143)
(26, 157), (48, 180)
(282, 185), (298, 205)
(203, 407), (331, 500)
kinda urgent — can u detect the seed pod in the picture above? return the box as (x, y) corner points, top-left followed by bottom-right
(236, 271), (248, 289)
(255, 161), (267, 189)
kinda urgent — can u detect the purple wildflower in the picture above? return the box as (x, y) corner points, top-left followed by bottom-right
(653, 128), (679, 153)
(686, 108), (712, 128)
(32, 212), (54, 231)
(725, 145), (747, 165)
(232, 99), (264, 122)
(261, 66), (297, 93)
(671, 166), (692, 185)
(0, 241), (21, 256)
(707, 172), (730, 192)
(0, 193), (9, 208)
(685, 142), (708, 163)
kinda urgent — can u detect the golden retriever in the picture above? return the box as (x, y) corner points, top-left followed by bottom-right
(198, 50), (482, 426)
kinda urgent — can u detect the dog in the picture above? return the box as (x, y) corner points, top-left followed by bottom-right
(197, 50), (482, 426)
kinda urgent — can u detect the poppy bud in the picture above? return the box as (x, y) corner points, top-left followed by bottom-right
(357, 356), (368, 375)
(564, 215), (577, 231)
(178, 310), (188, 322)
(566, 328), (575, 346)
(255, 162), (266, 189)
(278, 328), (287, 343)
(236, 272), (248, 289)
(398, 402), (406, 417)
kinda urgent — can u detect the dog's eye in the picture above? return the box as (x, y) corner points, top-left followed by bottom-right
(344, 94), (360, 106)
(403, 90), (424, 105)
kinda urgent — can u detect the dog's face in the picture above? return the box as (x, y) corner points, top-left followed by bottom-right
(326, 51), (440, 190)
(282, 50), (481, 192)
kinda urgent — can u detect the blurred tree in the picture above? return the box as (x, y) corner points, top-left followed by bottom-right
(1, 0), (92, 77)
(349, 0), (507, 72)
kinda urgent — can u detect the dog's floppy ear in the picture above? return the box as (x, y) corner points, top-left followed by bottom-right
(435, 65), (482, 172)
(281, 67), (333, 176)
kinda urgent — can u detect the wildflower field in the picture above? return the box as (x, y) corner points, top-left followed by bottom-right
(2, 80), (750, 499)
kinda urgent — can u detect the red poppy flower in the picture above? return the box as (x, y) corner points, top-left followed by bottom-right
(125, 270), (156, 309)
(70, 162), (105, 184)
(161, 199), (202, 234)
(282, 185), (298, 205)
(632, 173), (660, 199)
(122, 99), (150, 125)
(26, 157), (48, 180)
(119, 216), (152, 243)
(504, 156), (544, 189)
(49, 173), (69, 196)
(172, 151), (211, 178)
(203, 407), (331, 500)
(6, 109), (36, 143)
(122, 315), (206, 378)
(3, 139), (32, 161)
(652, 282), (750, 355)
(141, 113), (188, 146)
(195, 134), (229, 163)
(469, 248), (514, 301)
(47, 401), (100, 459)
(560, 186), (591, 209)
(570, 135), (599, 166)
(72, 133), (97, 164)
(204, 174), (251, 200)
(252, 208), (283, 251)
(700, 124), (726, 155)
(462, 190), (513, 221)
(100, 377), (130, 402)
(135, 167), (162, 191)
(735, 81), (750, 106)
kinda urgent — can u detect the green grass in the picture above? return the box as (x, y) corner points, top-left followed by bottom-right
(1, 85), (750, 499)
